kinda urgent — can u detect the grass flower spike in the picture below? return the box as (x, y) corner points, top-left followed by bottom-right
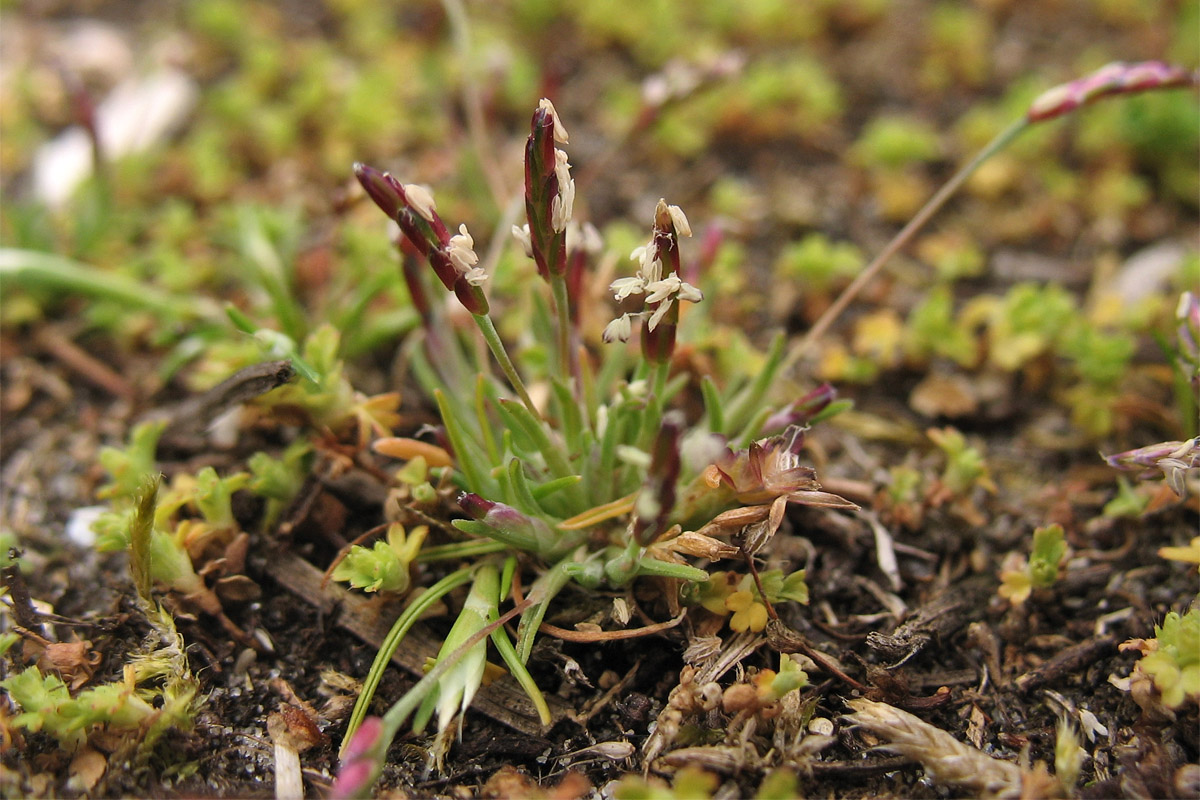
(353, 163), (488, 315)
(1027, 61), (1199, 122)
(604, 200), (702, 365)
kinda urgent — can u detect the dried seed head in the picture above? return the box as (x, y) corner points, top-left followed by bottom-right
(844, 698), (1024, 799)
(538, 97), (569, 144)
(683, 635), (723, 665)
(667, 531), (739, 560)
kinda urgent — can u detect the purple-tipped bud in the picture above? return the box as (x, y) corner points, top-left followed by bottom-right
(1103, 438), (1200, 498)
(457, 493), (557, 552)
(331, 716), (385, 800)
(458, 491), (497, 519)
(522, 100), (572, 281)
(763, 383), (837, 433)
(354, 163), (403, 220)
(1028, 61), (1199, 123)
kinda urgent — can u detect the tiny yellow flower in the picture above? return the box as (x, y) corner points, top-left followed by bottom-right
(726, 590), (769, 632)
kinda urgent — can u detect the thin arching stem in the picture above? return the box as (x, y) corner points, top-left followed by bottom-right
(782, 118), (1029, 373)
(473, 312), (542, 420)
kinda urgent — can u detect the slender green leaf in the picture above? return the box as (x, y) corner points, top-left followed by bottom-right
(341, 567), (474, 755)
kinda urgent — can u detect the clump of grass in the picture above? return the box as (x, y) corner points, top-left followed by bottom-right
(333, 99), (854, 793)
(328, 61), (1198, 796)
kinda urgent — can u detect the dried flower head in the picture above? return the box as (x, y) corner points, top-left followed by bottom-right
(706, 427), (818, 505)
(844, 698), (1024, 799)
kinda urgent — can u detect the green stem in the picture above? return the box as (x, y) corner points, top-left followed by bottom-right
(488, 610), (551, 726)
(637, 358), (671, 450)
(517, 553), (577, 663)
(416, 540), (508, 562)
(473, 313), (541, 420)
(549, 273), (572, 385)
(782, 117), (1029, 373)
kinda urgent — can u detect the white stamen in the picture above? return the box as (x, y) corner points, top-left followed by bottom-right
(511, 224), (533, 258)
(538, 98), (569, 144)
(551, 149), (575, 232)
(447, 223), (480, 275)
(677, 281), (703, 303)
(666, 204), (692, 237)
(403, 183), (437, 222)
(602, 313), (633, 343)
(647, 298), (673, 331)
(645, 275), (681, 304)
(610, 276), (646, 300)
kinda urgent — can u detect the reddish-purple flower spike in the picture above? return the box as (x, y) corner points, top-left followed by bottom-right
(400, 247), (434, 326)
(523, 99), (572, 281)
(1027, 61), (1199, 123)
(355, 162), (490, 316)
(354, 162), (403, 220)
(641, 201), (689, 364)
(331, 716), (385, 800)
(633, 412), (684, 545)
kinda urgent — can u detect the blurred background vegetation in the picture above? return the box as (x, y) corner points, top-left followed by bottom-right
(1, 0), (1197, 470)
